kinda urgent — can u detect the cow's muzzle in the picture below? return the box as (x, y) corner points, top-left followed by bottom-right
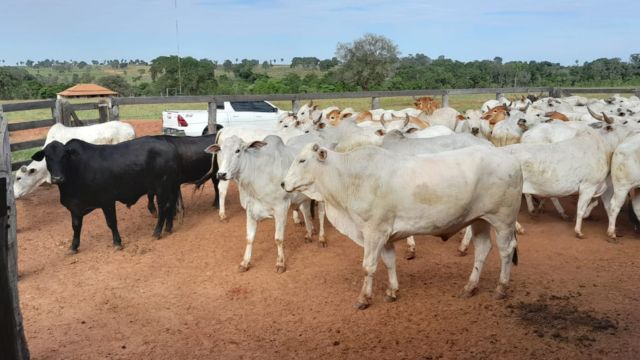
(216, 172), (227, 180)
(51, 176), (65, 184)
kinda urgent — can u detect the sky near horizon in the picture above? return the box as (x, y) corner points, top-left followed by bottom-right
(3, 0), (638, 66)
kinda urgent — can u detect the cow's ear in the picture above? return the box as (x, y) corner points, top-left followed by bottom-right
(204, 144), (220, 154)
(248, 141), (267, 149)
(317, 149), (327, 161)
(405, 127), (419, 134)
(31, 150), (45, 161)
(456, 114), (465, 121)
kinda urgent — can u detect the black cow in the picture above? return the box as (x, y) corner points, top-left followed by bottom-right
(146, 130), (222, 216)
(32, 137), (181, 253)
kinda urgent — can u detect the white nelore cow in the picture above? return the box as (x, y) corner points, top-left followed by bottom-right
(502, 119), (630, 239)
(214, 126), (304, 221)
(283, 144), (522, 309)
(455, 110), (492, 139)
(206, 135), (326, 273)
(607, 133), (640, 241)
(14, 121), (136, 198)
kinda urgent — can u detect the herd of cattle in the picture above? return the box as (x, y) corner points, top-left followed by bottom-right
(14, 93), (640, 309)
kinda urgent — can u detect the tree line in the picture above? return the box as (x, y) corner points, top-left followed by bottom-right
(1, 34), (639, 100)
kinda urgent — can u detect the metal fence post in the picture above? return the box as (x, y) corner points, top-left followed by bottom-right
(207, 99), (218, 135)
(371, 97), (380, 110)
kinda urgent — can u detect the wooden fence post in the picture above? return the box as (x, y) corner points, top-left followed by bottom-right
(634, 88), (640, 99)
(0, 106), (30, 360)
(207, 99), (218, 135)
(292, 99), (300, 113)
(442, 92), (449, 108)
(496, 92), (504, 100)
(371, 97), (380, 110)
(54, 99), (63, 124)
(98, 99), (109, 123)
(109, 98), (120, 122)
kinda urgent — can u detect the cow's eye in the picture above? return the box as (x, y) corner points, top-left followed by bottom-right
(299, 159), (306, 164)
(16, 177), (21, 181)
(235, 149), (240, 154)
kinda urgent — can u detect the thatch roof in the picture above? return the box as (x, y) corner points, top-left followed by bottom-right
(57, 84), (117, 97)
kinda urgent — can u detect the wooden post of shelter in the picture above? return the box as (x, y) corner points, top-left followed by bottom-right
(207, 99), (218, 135)
(0, 105), (30, 360)
(371, 97), (380, 110)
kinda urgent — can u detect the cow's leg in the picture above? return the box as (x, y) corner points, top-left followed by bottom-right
(575, 184), (599, 238)
(405, 236), (416, 260)
(583, 199), (599, 219)
(607, 186), (631, 241)
(69, 212), (83, 254)
(458, 226), (473, 256)
(356, 230), (388, 310)
(147, 192), (157, 218)
(152, 189), (168, 239)
(211, 175), (220, 208)
(239, 212), (258, 272)
(524, 194), (536, 215)
(515, 221), (525, 234)
(298, 202), (314, 243)
(550, 197), (570, 221)
(164, 186), (179, 233)
(101, 203), (123, 250)
(218, 180), (229, 221)
(380, 242), (399, 302)
(462, 221), (492, 298)
(317, 201), (327, 247)
(494, 228), (518, 299)
(274, 206), (288, 273)
(292, 210), (303, 226)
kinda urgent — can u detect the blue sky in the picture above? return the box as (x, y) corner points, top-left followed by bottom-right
(3, 0), (638, 65)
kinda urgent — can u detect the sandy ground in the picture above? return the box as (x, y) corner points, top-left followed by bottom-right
(12, 120), (640, 359)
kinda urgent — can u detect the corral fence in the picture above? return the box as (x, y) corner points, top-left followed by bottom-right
(2, 86), (640, 172)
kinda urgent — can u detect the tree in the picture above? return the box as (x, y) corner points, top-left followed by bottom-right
(223, 59), (233, 72)
(149, 55), (217, 95)
(97, 75), (132, 96)
(335, 33), (399, 90)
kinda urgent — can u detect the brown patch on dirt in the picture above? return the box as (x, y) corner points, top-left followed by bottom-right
(15, 185), (640, 359)
(9, 119), (162, 144)
(508, 293), (618, 347)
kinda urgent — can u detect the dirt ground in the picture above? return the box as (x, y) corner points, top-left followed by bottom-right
(13, 120), (640, 359)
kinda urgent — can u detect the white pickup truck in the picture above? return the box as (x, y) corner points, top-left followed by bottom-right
(162, 100), (284, 136)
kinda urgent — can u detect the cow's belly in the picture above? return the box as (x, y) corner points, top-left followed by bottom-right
(246, 200), (275, 220)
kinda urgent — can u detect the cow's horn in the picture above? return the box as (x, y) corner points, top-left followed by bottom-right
(587, 106), (603, 121)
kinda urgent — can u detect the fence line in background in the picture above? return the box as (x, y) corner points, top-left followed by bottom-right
(1, 86), (640, 171)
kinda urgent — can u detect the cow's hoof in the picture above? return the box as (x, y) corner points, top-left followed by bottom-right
(560, 214), (570, 221)
(219, 214), (228, 223)
(606, 236), (619, 244)
(384, 290), (397, 303)
(457, 249), (467, 257)
(460, 286), (478, 298)
(575, 232), (585, 239)
(275, 265), (286, 274)
(67, 248), (79, 255)
(152, 233), (162, 240)
(238, 264), (249, 272)
(304, 236), (312, 244)
(494, 284), (508, 300)
(318, 241), (328, 248)
(405, 250), (415, 260)
(114, 245), (123, 251)
(354, 302), (370, 310)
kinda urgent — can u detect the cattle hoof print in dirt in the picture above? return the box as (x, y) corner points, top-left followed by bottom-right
(405, 250), (416, 260)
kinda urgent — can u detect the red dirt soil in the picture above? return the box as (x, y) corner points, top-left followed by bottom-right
(14, 120), (640, 359)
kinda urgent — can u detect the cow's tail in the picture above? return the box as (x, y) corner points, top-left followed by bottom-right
(512, 232), (519, 266)
(627, 199), (640, 229)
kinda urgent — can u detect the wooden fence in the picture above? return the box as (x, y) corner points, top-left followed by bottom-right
(2, 86), (640, 171)
(0, 109), (29, 359)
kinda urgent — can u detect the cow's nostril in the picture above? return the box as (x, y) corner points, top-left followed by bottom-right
(280, 182), (285, 189)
